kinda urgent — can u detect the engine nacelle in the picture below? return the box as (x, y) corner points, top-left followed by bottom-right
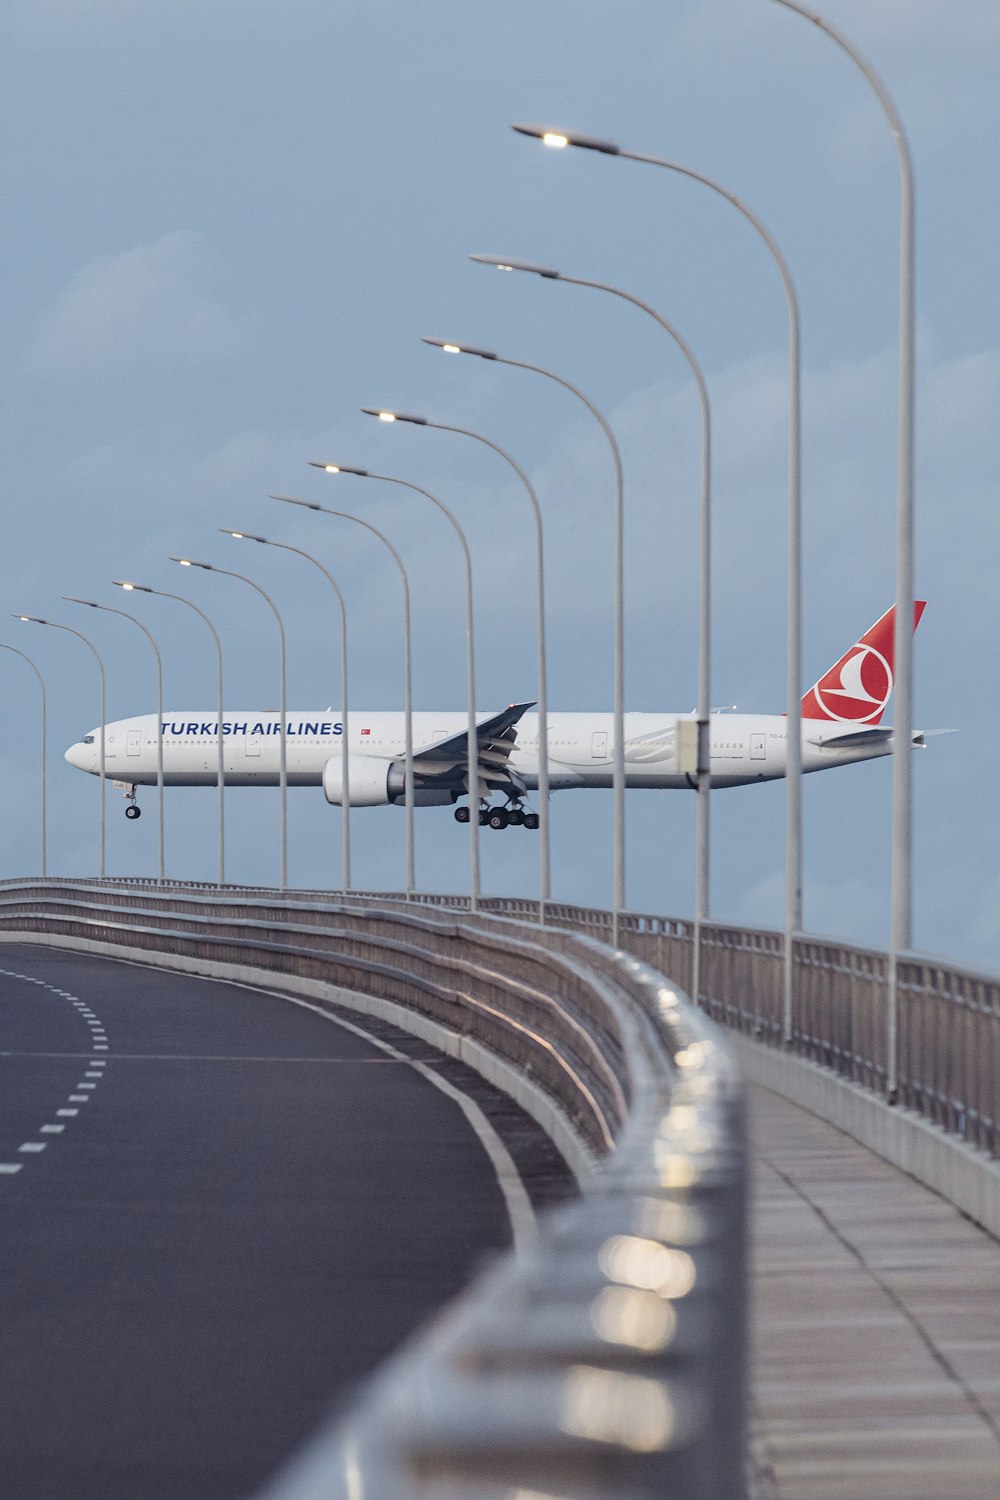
(323, 754), (404, 807)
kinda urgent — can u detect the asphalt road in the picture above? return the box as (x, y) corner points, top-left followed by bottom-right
(0, 943), (550, 1500)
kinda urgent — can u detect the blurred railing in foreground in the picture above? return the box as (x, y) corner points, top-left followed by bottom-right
(0, 879), (747, 1500)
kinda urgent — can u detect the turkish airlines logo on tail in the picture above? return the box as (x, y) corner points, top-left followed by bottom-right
(801, 601), (925, 724)
(814, 644), (893, 723)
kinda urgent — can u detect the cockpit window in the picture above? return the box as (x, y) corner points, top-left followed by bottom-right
(82, 735), (95, 745)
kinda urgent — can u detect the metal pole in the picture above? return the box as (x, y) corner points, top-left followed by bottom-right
(498, 277), (712, 992)
(228, 536), (352, 893)
(15, 620), (107, 876)
(770, 0), (915, 1098)
(175, 562), (288, 891)
(495, 358), (625, 946)
(418, 420), (551, 924)
(63, 598), (166, 883)
(0, 645), (47, 877)
(121, 587), (227, 887)
(508, 129), (802, 1020)
(271, 492), (416, 897)
(363, 473), (480, 911)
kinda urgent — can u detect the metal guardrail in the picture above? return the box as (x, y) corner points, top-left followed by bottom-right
(0, 879), (747, 1499)
(7, 875), (998, 1155)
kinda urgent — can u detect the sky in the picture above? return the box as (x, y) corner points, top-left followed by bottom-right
(1, 0), (997, 972)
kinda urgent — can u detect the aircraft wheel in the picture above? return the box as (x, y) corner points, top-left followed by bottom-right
(507, 807), (525, 826)
(523, 812), (540, 831)
(125, 805), (141, 820)
(454, 806), (470, 824)
(488, 807), (509, 830)
(478, 808), (490, 826)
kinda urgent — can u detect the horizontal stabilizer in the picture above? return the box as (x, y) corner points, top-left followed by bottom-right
(808, 726), (894, 750)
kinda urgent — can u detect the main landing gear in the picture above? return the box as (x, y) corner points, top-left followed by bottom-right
(454, 801), (539, 831)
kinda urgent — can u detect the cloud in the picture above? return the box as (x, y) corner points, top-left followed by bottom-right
(29, 231), (247, 380)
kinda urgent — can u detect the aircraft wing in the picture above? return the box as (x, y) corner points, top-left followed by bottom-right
(412, 702), (535, 795)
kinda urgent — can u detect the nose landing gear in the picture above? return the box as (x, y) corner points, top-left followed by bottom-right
(120, 784), (141, 820)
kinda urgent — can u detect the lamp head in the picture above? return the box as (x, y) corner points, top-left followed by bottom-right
(219, 528), (268, 544)
(269, 493), (322, 511)
(112, 581), (153, 593)
(511, 122), (620, 155)
(421, 337), (498, 361)
(360, 408), (428, 426)
(468, 254), (560, 280)
(307, 462), (370, 477)
(169, 556), (214, 571)
(61, 595), (100, 609)
(14, 614), (46, 624)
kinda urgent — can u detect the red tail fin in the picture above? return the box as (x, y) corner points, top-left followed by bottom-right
(801, 602), (926, 724)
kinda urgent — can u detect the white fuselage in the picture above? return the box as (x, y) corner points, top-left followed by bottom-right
(64, 709), (892, 792)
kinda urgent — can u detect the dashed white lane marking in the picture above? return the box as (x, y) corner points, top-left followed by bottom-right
(0, 965), (109, 1179)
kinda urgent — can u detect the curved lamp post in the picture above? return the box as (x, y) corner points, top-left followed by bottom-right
(220, 529), (352, 894)
(510, 122), (801, 1019)
(351, 402), (551, 925)
(171, 557), (289, 892)
(342, 436), (482, 911)
(463, 258), (713, 985)
(270, 489), (416, 898)
(14, 615), (107, 877)
(0, 643), (47, 876)
(382, 360), (626, 945)
(63, 595), (165, 884)
(113, 582), (227, 887)
(769, 0), (916, 1100)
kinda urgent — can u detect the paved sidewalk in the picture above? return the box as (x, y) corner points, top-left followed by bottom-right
(749, 1085), (1000, 1500)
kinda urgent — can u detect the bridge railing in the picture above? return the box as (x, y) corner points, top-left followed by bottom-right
(6, 875), (997, 1156)
(0, 878), (747, 1500)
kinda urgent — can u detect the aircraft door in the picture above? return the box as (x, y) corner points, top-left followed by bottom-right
(126, 730), (142, 757)
(750, 734), (766, 761)
(591, 731), (609, 760)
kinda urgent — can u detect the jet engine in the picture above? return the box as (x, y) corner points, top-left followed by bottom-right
(323, 755), (405, 807)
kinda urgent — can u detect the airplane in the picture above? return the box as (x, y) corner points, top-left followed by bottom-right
(64, 602), (927, 829)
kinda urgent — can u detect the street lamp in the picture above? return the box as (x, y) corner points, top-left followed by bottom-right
(339, 438), (482, 911)
(0, 644), (47, 877)
(385, 359), (626, 946)
(113, 581), (227, 887)
(349, 401), (552, 925)
(510, 121), (802, 1023)
(769, 0), (916, 1101)
(63, 595), (165, 884)
(170, 557), (289, 892)
(219, 529), (353, 893)
(14, 615), (107, 877)
(269, 488), (416, 897)
(460, 259), (713, 985)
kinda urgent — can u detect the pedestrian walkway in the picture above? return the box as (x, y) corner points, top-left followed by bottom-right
(749, 1085), (1000, 1500)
